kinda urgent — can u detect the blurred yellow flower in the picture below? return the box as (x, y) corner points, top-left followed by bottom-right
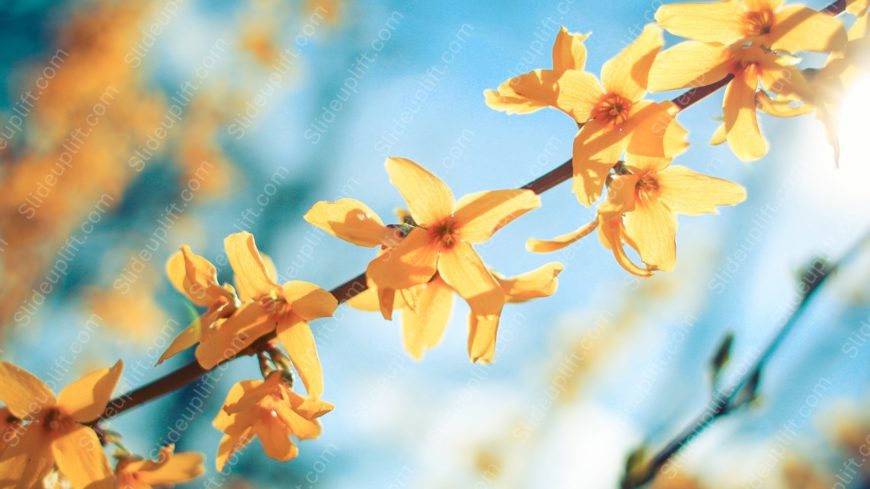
(0, 360), (123, 489)
(213, 373), (333, 471)
(115, 445), (205, 489)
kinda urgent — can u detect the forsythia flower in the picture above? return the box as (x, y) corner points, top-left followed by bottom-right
(305, 157), (541, 362)
(650, 42), (812, 161)
(213, 372), (333, 470)
(487, 24), (688, 206)
(655, 0), (847, 55)
(0, 360), (124, 489)
(160, 244), (238, 364)
(348, 263), (564, 362)
(197, 233), (338, 400)
(115, 445), (205, 489)
(596, 158), (746, 274)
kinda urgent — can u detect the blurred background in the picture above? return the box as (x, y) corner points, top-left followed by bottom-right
(1, 0), (869, 487)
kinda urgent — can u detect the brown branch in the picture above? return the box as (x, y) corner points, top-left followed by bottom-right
(96, 0), (847, 422)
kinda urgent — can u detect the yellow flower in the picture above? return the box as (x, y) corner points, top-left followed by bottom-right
(655, 0), (847, 55)
(160, 244), (238, 364)
(597, 158), (746, 274)
(305, 157), (541, 350)
(348, 263), (563, 362)
(0, 360), (124, 489)
(487, 24), (688, 205)
(195, 232), (338, 400)
(484, 26), (590, 116)
(213, 373), (333, 471)
(115, 445), (205, 489)
(650, 43), (811, 161)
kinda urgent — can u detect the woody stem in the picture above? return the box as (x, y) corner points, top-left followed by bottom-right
(94, 0), (847, 423)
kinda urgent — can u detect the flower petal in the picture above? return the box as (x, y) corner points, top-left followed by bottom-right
(484, 70), (560, 115)
(225, 232), (279, 301)
(649, 41), (732, 92)
(195, 302), (275, 369)
(273, 402), (322, 439)
(304, 199), (388, 247)
(526, 219), (599, 252)
(556, 70), (605, 121)
(625, 101), (689, 162)
(497, 262), (564, 304)
(401, 277), (453, 360)
(137, 449), (205, 486)
(723, 70), (768, 161)
(571, 120), (628, 206)
(655, 1), (746, 44)
(597, 214), (653, 277)
(365, 227), (438, 291)
(769, 5), (847, 54)
(216, 431), (254, 472)
(657, 165), (747, 215)
(51, 425), (114, 489)
(437, 242), (504, 317)
(57, 360), (123, 424)
(601, 23), (663, 101)
(624, 198), (678, 271)
(0, 424), (54, 488)
(385, 157), (453, 225)
(282, 281), (338, 321)
(553, 27), (590, 72)
(276, 318), (324, 399)
(254, 418), (299, 462)
(467, 314), (500, 364)
(0, 361), (56, 419)
(453, 190), (540, 243)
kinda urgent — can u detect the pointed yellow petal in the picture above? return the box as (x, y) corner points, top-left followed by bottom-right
(597, 214), (653, 277)
(401, 277), (453, 360)
(215, 430), (254, 472)
(757, 92), (812, 117)
(137, 450), (205, 486)
(276, 318), (324, 399)
(601, 23), (663, 101)
(0, 361), (56, 419)
(225, 232), (278, 301)
(498, 262), (564, 304)
(57, 360), (123, 424)
(51, 425), (114, 489)
(571, 120), (627, 206)
(304, 198), (388, 247)
(347, 286), (381, 312)
(195, 302), (275, 369)
(769, 6), (847, 54)
(467, 314), (500, 364)
(437, 242), (505, 317)
(624, 198), (678, 271)
(281, 281), (338, 320)
(453, 190), (540, 243)
(157, 315), (206, 365)
(655, 1), (746, 44)
(710, 122), (727, 145)
(365, 227), (438, 291)
(0, 425), (53, 489)
(526, 219), (599, 253)
(724, 71), (768, 161)
(484, 70), (560, 115)
(273, 402), (322, 439)
(385, 157), (453, 225)
(757, 57), (813, 101)
(649, 41), (731, 92)
(658, 165), (747, 215)
(553, 27), (589, 72)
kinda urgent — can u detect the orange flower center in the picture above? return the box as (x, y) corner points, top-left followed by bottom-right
(593, 93), (633, 126)
(635, 173), (661, 202)
(743, 9), (774, 36)
(259, 294), (293, 319)
(428, 217), (459, 250)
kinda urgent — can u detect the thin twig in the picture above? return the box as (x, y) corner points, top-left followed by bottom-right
(624, 229), (870, 488)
